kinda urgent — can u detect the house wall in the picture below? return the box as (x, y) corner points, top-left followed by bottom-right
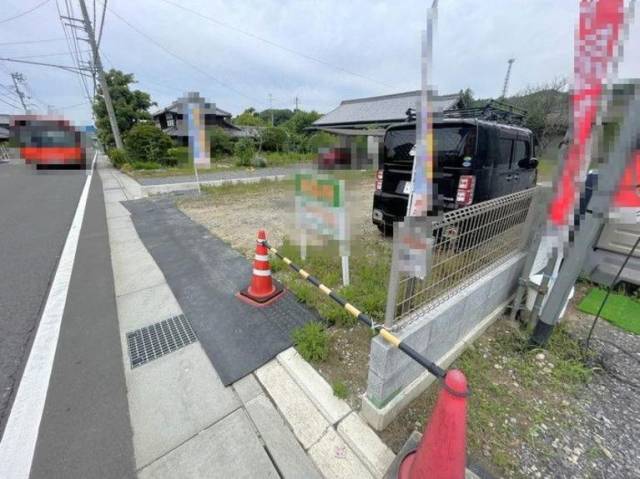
(361, 252), (526, 430)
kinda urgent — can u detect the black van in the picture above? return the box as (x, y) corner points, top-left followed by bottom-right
(372, 115), (538, 232)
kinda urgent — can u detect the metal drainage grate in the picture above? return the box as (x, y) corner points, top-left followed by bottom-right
(126, 314), (197, 368)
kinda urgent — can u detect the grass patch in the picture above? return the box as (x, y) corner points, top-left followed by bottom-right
(381, 321), (595, 478)
(458, 323), (593, 476)
(577, 287), (640, 334)
(292, 322), (329, 362)
(332, 380), (349, 399)
(127, 151), (313, 178)
(273, 235), (391, 327)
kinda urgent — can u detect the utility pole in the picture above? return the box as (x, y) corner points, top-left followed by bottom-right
(10, 73), (28, 113)
(268, 93), (273, 126)
(501, 58), (515, 99)
(294, 96), (299, 111)
(78, 0), (123, 149)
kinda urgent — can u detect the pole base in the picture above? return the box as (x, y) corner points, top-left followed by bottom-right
(529, 320), (555, 348)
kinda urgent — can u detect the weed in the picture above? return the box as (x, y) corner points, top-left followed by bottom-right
(292, 322), (329, 362)
(332, 380), (349, 399)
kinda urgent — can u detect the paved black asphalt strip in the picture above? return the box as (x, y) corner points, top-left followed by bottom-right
(30, 169), (136, 479)
(124, 197), (318, 386)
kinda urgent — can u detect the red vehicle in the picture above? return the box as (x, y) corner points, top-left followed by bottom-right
(11, 115), (86, 168)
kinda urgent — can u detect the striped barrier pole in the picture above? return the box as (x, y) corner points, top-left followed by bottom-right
(261, 239), (446, 379)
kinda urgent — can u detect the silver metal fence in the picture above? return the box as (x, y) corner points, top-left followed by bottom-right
(385, 187), (539, 328)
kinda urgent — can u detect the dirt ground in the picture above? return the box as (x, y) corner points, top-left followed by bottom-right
(179, 174), (379, 259)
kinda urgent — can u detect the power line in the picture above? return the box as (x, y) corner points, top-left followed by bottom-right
(5, 50), (88, 60)
(105, 4), (264, 105)
(157, 0), (393, 90)
(0, 57), (92, 76)
(0, 0), (51, 25)
(0, 95), (20, 109)
(0, 38), (66, 46)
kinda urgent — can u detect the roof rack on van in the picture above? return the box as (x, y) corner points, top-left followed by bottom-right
(405, 99), (528, 126)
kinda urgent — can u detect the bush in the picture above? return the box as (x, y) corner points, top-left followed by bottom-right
(124, 123), (173, 164)
(167, 146), (189, 166)
(292, 322), (329, 362)
(209, 127), (233, 157)
(260, 126), (287, 152)
(107, 148), (129, 168)
(234, 137), (255, 166)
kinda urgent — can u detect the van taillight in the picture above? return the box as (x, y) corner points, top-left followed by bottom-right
(375, 169), (383, 191)
(456, 175), (476, 206)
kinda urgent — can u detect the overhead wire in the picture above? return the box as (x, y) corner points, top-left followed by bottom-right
(156, 0), (393, 90)
(104, 4), (264, 106)
(0, 0), (51, 25)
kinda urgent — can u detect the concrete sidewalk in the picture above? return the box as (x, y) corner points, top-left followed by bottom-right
(100, 156), (395, 478)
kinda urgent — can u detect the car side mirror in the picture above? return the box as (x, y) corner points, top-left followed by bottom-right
(518, 157), (538, 169)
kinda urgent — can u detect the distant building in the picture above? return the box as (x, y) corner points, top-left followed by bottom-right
(311, 91), (463, 169)
(0, 114), (10, 142)
(313, 90), (464, 134)
(152, 94), (245, 145)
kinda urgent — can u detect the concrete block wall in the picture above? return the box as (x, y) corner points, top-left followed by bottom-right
(363, 252), (526, 429)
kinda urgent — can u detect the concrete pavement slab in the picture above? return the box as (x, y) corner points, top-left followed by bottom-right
(278, 347), (351, 425)
(111, 241), (166, 297)
(308, 427), (374, 479)
(256, 360), (329, 449)
(104, 188), (127, 204)
(116, 282), (183, 331)
(138, 408), (277, 479)
(233, 373), (263, 405)
(337, 412), (395, 479)
(105, 199), (130, 219)
(246, 394), (323, 479)
(126, 342), (240, 469)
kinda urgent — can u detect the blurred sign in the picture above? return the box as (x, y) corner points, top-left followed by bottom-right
(185, 96), (210, 169)
(396, 217), (433, 280)
(295, 172), (350, 285)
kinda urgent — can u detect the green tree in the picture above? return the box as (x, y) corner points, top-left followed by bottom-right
(124, 123), (173, 164)
(234, 107), (266, 126)
(283, 110), (321, 135)
(234, 138), (256, 166)
(258, 108), (294, 126)
(260, 126), (288, 151)
(93, 69), (155, 148)
(208, 127), (233, 157)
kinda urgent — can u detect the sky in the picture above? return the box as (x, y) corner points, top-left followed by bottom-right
(1, 0), (639, 125)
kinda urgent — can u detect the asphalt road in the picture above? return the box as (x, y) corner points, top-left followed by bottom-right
(0, 157), (87, 437)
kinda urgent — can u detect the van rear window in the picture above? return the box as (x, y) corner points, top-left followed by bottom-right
(385, 125), (476, 167)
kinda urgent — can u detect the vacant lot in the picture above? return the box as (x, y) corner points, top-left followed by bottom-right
(177, 175), (637, 478)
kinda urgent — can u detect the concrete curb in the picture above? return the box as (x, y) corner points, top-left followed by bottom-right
(260, 348), (395, 479)
(140, 174), (288, 196)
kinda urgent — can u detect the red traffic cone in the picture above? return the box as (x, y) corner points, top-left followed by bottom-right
(237, 230), (284, 306)
(398, 369), (469, 479)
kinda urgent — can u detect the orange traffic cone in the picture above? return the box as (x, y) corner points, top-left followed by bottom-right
(398, 369), (469, 479)
(237, 230), (284, 306)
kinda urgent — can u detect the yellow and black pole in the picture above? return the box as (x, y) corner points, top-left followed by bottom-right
(262, 239), (446, 379)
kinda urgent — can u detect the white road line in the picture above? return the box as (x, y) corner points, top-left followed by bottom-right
(0, 158), (95, 479)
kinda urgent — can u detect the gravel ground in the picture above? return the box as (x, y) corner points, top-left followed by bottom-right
(517, 293), (640, 479)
